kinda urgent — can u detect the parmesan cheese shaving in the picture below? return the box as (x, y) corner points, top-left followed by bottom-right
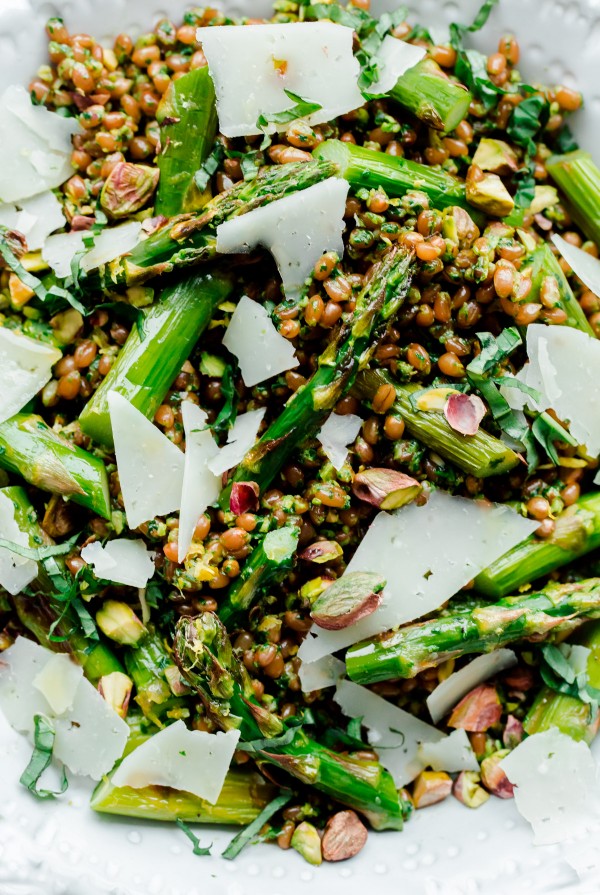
(427, 649), (517, 724)
(178, 402), (221, 563)
(0, 86), (79, 202)
(208, 408), (267, 477)
(0, 638), (128, 780)
(42, 221), (142, 279)
(217, 178), (348, 297)
(317, 412), (363, 471)
(500, 728), (600, 845)
(112, 720), (240, 803)
(108, 392), (184, 529)
(334, 679), (444, 786)
(0, 190), (65, 251)
(0, 328), (61, 424)
(299, 491), (537, 664)
(299, 655), (346, 693)
(417, 729), (479, 773)
(196, 22), (364, 137)
(553, 234), (600, 299)
(0, 490), (38, 595)
(80, 539), (155, 588)
(222, 295), (298, 387)
(368, 36), (426, 94)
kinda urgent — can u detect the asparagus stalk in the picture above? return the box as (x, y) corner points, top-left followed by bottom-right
(528, 243), (595, 337)
(80, 271), (234, 448)
(474, 492), (600, 598)
(91, 766), (275, 824)
(546, 150), (600, 248)
(0, 413), (111, 519)
(174, 614), (405, 831)
(124, 627), (187, 725)
(313, 139), (478, 216)
(345, 578), (600, 684)
(80, 160), (337, 294)
(524, 622), (600, 743)
(353, 368), (520, 477)
(390, 58), (472, 133)
(220, 245), (415, 506)
(155, 66), (217, 217)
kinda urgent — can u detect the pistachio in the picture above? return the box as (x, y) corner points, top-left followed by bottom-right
(442, 205), (480, 248)
(452, 770), (490, 808)
(444, 392), (487, 436)
(97, 671), (133, 718)
(299, 540), (344, 564)
(466, 165), (515, 217)
(95, 600), (147, 646)
(472, 138), (518, 175)
(164, 664), (192, 696)
(502, 714), (524, 749)
(447, 683), (502, 732)
(480, 749), (514, 798)
(310, 570), (385, 630)
(412, 770), (452, 808)
(100, 162), (160, 219)
(290, 821), (322, 865)
(50, 308), (84, 346)
(230, 481), (260, 515)
(530, 184), (559, 215)
(321, 810), (368, 862)
(415, 386), (460, 412)
(352, 468), (422, 510)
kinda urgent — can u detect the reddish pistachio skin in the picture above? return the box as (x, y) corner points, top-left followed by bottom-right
(100, 161), (160, 218)
(321, 811), (368, 862)
(502, 714), (524, 748)
(447, 684), (502, 732)
(444, 392), (486, 436)
(230, 481), (260, 515)
(311, 570), (385, 630)
(352, 468), (421, 509)
(299, 540), (343, 563)
(480, 751), (515, 799)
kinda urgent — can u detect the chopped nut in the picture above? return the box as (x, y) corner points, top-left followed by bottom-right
(502, 714), (524, 749)
(100, 161), (160, 219)
(311, 570), (385, 630)
(230, 481), (259, 515)
(290, 821), (322, 865)
(466, 165), (515, 217)
(448, 684), (502, 732)
(95, 600), (147, 646)
(321, 810), (368, 862)
(42, 495), (77, 538)
(299, 540), (344, 564)
(98, 671), (133, 718)
(412, 770), (452, 808)
(415, 386), (460, 412)
(480, 750), (514, 798)
(352, 468), (422, 510)
(453, 770), (490, 808)
(472, 138), (518, 175)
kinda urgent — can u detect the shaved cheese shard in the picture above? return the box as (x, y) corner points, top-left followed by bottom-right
(33, 653), (83, 716)
(522, 324), (600, 457)
(81, 539), (155, 588)
(208, 408), (266, 477)
(112, 719), (240, 803)
(42, 221), (142, 279)
(0, 86), (79, 202)
(553, 234), (600, 299)
(427, 649), (517, 724)
(0, 328), (61, 424)
(109, 392), (184, 529)
(0, 491), (38, 595)
(217, 178), (348, 297)
(197, 23), (363, 137)
(299, 655), (346, 693)
(369, 37), (426, 94)
(317, 412), (363, 471)
(299, 491), (537, 664)
(0, 191), (65, 251)
(222, 296), (298, 387)
(500, 729), (600, 845)
(417, 729), (479, 773)
(334, 679), (444, 786)
(0, 638), (128, 779)
(178, 402), (220, 562)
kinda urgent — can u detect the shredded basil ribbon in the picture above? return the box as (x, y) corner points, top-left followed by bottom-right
(20, 714), (68, 799)
(175, 818), (212, 856)
(222, 790), (293, 860)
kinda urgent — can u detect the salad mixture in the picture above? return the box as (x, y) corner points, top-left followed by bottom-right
(2, 0), (600, 867)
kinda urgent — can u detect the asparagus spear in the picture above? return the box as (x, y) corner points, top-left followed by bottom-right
(91, 766), (275, 824)
(174, 614), (405, 830)
(313, 139), (478, 216)
(528, 243), (595, 337)
(353, 368), (520, 477)
(220, 245), (415, 506)
(524, 622), (600, 743)
(474, 492), (600, 598)
(546, 150), (600, 247)
(80, 160), (337, 294)
(0, 413), (111, 519)
(390, 58), (472, 133)
(80, 271), (234, 448)
(155, 66), (217, 217)
(345, 578), (600, 684)
(124, 627), (187, 725)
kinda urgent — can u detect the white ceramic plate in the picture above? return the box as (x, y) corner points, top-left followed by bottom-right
(1, 2), (600, 893)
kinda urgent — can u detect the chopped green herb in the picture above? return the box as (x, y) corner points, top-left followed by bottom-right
(194, 142), (226, 193)
(20, 714), (68, 799)
(222, 791), (293, 860)
(175, 819), (212, 856)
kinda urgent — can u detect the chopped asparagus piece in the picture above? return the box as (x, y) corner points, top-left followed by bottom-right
(390, 58), (472, 133)
(547, 150), (600, 248)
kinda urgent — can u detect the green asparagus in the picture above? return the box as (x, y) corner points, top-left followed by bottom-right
(174, 614), (405, 830)
(353, 368), (520, 477)
(80, 271), (234, 447)
(547, 150), (600, 248)
(0, 413), (111, 519)
(345, 578), (600, 684)
(124, 627), (187, 725)
(219, 245), (415, 506)
(474, 492), (600, 598)
(528, 243), (595, 337)
(80, 160), (337, 294)
(390, 58), (472, 133)
(155, 66), (218, 217)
